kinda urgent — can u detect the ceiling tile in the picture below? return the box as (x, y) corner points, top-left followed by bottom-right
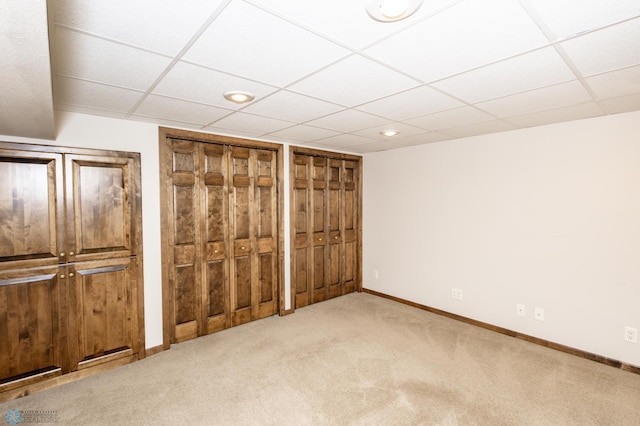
(406, 106), (495, 131)
(246, 0), (458, 49)
(182, 1), (350, 87)
(152, 62), (278, 109)
(288, 54), (420, 107)
(601, 93), (640, 114)
(354, 122), (427, 140)
(305, 109), (391, 133)
(54, 28), (172, 90)
(348, 140), (397, 153)
(267, 125), (340, 142)
(561, 18), (640, 76)
(432, 47), (576, 103)
(355, 86), (463, 121)
(210, 111), (295, 134)
(315, 133), (377, 148)
(242, 90), (344, 123)
(365, 0), (549, 82)
(202, 126), (264, 139)
(393, 132), (453, 147)
(476, 80), (592, 118)
(134, 95), (232, 126)
(526, 0), (640, 40)
(55, 77), (144, 113)
(586, 65), (640, 99)
(505, 103), (604, 128)
(54, 0), (225, 55)
(440, 120), (517, 139)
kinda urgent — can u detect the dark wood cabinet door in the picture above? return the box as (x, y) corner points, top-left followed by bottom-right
(0, 266), (65, 390)
(292, 154), (311, 308)
(0, 150), (64, 270)
(65, 154), (138, 263)
(70, 258), (138, 370)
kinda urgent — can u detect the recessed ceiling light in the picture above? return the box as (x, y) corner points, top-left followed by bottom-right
(380, 129), (400, 137)
(366, 0), (423, 22)
(223, 91), (255, 104)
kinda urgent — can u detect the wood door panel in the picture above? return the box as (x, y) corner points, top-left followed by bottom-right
(0, 267), (63, 385)
(0, 151), (63, 268)
(72, 259), (136, 367)
(291, 149), (361, 309)
(66, 155), (136, 261)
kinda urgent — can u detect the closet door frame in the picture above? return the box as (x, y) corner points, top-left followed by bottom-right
(288, 146), (362, 313)
(159, 128), (285, 350)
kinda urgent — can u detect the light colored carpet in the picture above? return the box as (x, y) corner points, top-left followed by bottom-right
(1, 292), (639, 425)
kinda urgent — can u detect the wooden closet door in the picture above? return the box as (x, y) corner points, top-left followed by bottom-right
(0, 150), (64, 269)
(292, 155), (311, 308)
(0, 266), (65, 388)
(200, 144), (229, 334)
(165, 140), (201, 343)
(343, 160), (359, 293)
(229, 147), (278, 325)
(65, 154), (138, 263)
(327, 159), (342, 299)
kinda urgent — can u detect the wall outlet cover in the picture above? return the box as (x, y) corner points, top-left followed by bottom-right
(516, 304), (526, 317)
(624, 327), (638, 343)
(534, 307), (545, 321)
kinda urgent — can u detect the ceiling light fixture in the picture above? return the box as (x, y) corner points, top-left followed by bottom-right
(223, 91), (255, 104)
(380, 129), (400, 137)
(366, 0), (423, 22)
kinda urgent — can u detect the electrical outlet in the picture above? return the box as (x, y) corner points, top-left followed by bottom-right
(451, 288), (463, 301)
(373, 270), (379, 280)
(516, 304), (526, 317)
(624, 327), (638, 343)
(534, 307), (545, 321)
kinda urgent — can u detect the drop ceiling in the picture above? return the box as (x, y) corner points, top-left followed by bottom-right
(6, 0), (640, 152)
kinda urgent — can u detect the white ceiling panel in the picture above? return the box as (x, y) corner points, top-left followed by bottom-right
(525, 0), (640, 40)
(152, 62), (277, 110)
(211, 111), (294, 134)
(134, 95), (232, 126)
(242, 90), (344, 123)
(54, 0), (225, 56)
(54, 28), (172, 90)
(55, 103), (127, 120)
(440, 120), (517, 139)
(55, 77), (143, 113)
(393, 132), (453, 147)
(129, 115), (204, 132)
(355, 86), (463, 121)
(505, 103), (604, 128)
(182, 1), (350, 87)
(561, 18), (640, 76)
(267, 125), (340, 142)
(305, 109), (391, 133)
(406, 106), (495, 131)
(433, 48), (576, 104)
(586, 65), (640, 100)
(246, 0), (458, 49)
(476, 80), (592, 118)
(365, 0), (549, 83)
(315, 133), (378, 148)
(601, 93), (640, 114)
(288, 54), (420, 107)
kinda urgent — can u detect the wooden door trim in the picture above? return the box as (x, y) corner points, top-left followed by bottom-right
(159, 128), (285, 349)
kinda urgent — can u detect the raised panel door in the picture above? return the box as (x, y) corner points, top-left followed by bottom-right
(70, 258), (138, 370)
(292, 155), (311, 308)
(65, 154), (137, 263)
(0, 266), (65, 391)
(0, 150), (64, 270)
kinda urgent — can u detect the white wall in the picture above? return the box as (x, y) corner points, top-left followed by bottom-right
(363, 111), (640, 367)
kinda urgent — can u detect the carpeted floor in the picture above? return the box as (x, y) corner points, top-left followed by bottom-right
(1, 292), (639, 425)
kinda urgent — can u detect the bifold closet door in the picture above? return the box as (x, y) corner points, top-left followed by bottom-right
(292, 150), (361, 309)
(163, 139), (279, 343)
